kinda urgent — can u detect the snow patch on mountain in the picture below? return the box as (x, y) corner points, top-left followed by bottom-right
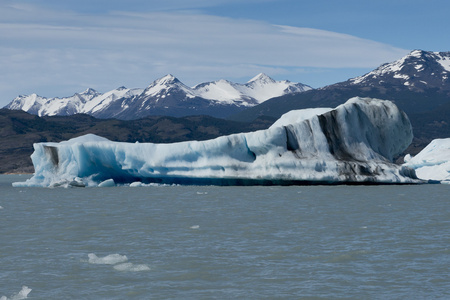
(194, 79), (245, 104)
(437, 56), (450, 72)
(81, 87), (143, 114)
(194, 73), (312, 105)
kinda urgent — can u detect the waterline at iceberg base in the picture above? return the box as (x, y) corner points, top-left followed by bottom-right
(13, 97), (423, 187)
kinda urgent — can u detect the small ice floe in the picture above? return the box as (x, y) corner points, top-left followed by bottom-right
(113, 263), (150, 272)
(0, 286), (32, 300)
(68, 177), (86, 187)
(49, 177), (86, 188)
(129, 181), (172, 187)
(86, 253), (150, 272)
(88, 253), (128, 265)
(190, 225), (200, 230)
(0, 206), (3, 210)
(98, 179), (115, 187)
(196, 191), (208, 195)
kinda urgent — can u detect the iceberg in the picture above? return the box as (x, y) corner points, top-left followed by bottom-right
(403, 138), (450, 184)
(13, 97), (422, 187)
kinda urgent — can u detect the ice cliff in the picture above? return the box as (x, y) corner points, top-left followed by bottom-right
(404, 138), (450, 184)
(13, 97), (422, 187)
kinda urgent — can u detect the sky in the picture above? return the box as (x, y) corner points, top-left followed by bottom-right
(1, 0), (449, 106)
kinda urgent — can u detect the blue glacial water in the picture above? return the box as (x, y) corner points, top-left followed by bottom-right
(1, 174), (449, 299)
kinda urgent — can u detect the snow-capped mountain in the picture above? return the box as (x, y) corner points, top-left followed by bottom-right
(347, 50), (450, 92)
(7, 88), (100, 117)
(232, 50), (450, 123)
(195, 73), (311, 105)
(5, 87), (143, 118)
(4, 74), (312, 119)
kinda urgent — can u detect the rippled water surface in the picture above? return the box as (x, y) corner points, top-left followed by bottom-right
(1, 175), (449, 299)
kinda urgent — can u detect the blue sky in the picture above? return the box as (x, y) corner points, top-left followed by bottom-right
(1, 0), (449, 106)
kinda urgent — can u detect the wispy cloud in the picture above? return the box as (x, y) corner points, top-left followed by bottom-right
(0, 2), (408, 104)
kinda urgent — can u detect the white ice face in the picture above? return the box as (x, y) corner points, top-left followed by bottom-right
(403, 138), (450, 183)
(13, 97), (422, 187)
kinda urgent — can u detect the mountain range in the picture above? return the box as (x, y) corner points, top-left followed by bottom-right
(5, 73), (312, 119)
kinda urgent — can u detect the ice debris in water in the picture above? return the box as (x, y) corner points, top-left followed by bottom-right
(88, 253), (128, 265)
(0, 286), (32, 300)
(113, 263), (151, 272)
(14, 97), (423, 187)
(98, 179), (115, 187)
(87, 253), (150, 272)
(129, 181), (168, 187)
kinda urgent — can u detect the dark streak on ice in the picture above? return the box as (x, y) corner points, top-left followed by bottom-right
(318, 110), (355, 161)
(44, 146), (59, 167)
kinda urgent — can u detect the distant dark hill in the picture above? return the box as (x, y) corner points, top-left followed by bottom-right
(407, 101), (450, 154)
(230, 86), (450, 121)
(0, 109), (274, 174)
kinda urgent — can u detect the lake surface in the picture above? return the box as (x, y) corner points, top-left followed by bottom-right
(1, 175), (449, 299)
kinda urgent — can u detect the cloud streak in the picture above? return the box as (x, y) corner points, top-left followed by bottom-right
(0, 2), (408, 105)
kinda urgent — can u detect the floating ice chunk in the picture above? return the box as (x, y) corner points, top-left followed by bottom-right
(88, 253), (128, 265)
(403, 154), (412, 163)
(86, 253), (149, 272)
(98, 179), (115, 187)
(14, 97), (422, 187)
(403, 138), (450, 183)
(50, 177), (85, 188)
(11, 182), (27, 188)
(0, 286), (32, 300)
(190, 225), (200, 229)
(113, 262), (150, 272)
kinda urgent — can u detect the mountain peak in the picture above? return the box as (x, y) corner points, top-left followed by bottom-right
(155, 74), (180, 85)
(248, 73), (275, 84)
(81, 88), (98, 95)
(143, 74), (191, 98)
(408, 49), (428, 58)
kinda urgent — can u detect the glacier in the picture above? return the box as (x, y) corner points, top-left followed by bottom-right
(13, 97), (423, 187)
(403, 138), (450, 184)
